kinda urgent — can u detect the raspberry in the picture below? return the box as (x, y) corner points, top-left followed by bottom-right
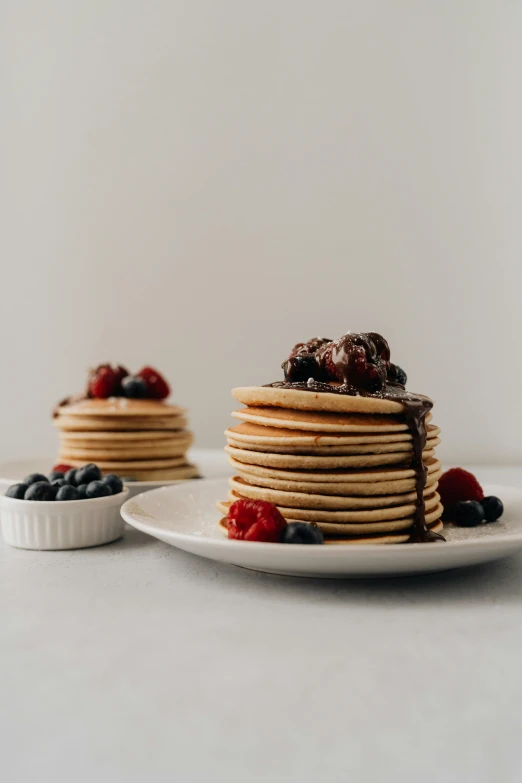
(226, 499), (287, 542)
(137, 366), (170, 400)
(88, 364), (121, 398)
(438, 468), (484, 520)
(52, 463), (73, 474)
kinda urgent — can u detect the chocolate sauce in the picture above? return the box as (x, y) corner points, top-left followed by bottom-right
(272, 332), (445, 543)
(399, 396), (444, 543)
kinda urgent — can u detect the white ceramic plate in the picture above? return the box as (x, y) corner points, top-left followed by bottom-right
(0, 450), (232, 498)
(120, 478), (522, 578)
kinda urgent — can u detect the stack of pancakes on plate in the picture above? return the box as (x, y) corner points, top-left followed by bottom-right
(54, 398), (199, 481)
(218, 387), (443, 544)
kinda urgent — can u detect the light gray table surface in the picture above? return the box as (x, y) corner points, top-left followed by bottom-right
(2, 457), (522, 783)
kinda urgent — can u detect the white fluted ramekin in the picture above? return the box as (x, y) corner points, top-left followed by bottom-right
(0, 488), (129, 550)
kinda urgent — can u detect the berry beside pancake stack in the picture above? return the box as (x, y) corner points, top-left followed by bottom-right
(54, 364), (199, 481)
(218, 332), (444, 544)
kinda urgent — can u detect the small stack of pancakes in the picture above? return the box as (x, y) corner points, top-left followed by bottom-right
(54, 398), (199, 481)
(218, 387), (443, 544)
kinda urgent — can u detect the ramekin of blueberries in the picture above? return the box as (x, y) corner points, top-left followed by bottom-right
(6, 462), (124, 502)
(1, 463), (128, 550)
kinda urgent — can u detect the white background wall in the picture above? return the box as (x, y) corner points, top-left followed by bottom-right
(2, 0), (522, 462)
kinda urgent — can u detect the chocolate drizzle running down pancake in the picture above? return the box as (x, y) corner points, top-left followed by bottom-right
(399, 397), (443, 543)
(267, 332), (444, 543)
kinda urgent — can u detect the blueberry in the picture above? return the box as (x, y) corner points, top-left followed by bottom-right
(23, 473), (50, 486)
(55, 485), (81, 501)
(121, 376), (148, 398)
(481, 496), (504, 523)
(76, 483), (88, 499)
(51, 478), (67, 489)
(454, 500), (485, 527)
(283, 354), (320, 383)
(85, 480), (112, 499)
(64, 468), (79, 486)
(102, 474), (124, 495)
(75, 463), (102, 485)
(24, 481), (56, 501)
(281, 522), (324, 544)
(49, 471), (65, 482)
(6, 483), (29, 499)
(388, 363), (408, 386)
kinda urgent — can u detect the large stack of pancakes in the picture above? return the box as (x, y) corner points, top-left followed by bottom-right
(218, 387), (443, 544)
(54, 398), (199, 481)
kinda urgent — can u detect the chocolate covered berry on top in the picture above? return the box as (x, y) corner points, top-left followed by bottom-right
(282, 333), (407, 395)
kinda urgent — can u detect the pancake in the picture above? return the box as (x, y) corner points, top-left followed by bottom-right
(228, 455), (441, 482)
(229, 475), (441, 514)
(59, 430), (193, 459)
(222, 493), (442, 527)
(323, 519), (443, 544)
(54, 379), (198, 482)
(232, 386), (433, 415)
(55, 398), (185, 418)
(232, 407), (415, 433)
(58, 428), (189, 442)
(233, 470), (438, 504)
(65, 456), (188, 470)
(59, 439), (193, 462)
(121, 465), (200, 481)
(226, 483), (440, 518)
(217, 514), (444, 543)
(226, 421), (440, 445)
(226, 435), (440, 456)
(229, 459), (442, 496)
(225, 444), (436, 470)
(54, 415), (187, 431)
